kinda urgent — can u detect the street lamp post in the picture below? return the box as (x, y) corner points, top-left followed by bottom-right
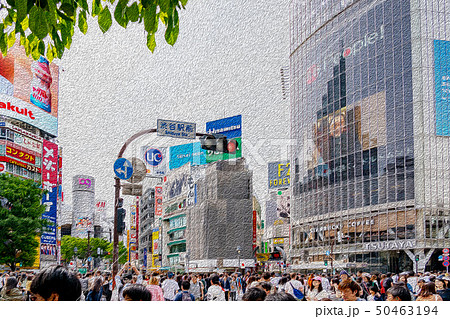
(111, 129), (215, 287)
(87, 230), (91, 272)
(237, 246), (241, 274)
(185, 250), (190, 274)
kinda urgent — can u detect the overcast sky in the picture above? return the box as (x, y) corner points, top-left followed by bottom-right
(57, 1), (290, 216)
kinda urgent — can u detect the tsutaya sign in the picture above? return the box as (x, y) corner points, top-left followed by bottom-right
(364, 240), (416, 251)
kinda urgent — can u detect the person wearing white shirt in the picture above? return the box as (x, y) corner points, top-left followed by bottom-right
(321, 273), (331, 291)
(162, 272), (179, 301)
(285, 273), (304, 300)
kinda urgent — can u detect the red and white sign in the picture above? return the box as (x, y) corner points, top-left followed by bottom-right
(0, 155), (41, 173)
(42, 140), (58, 192)
(0, 163), (4, 172)
(443, 248), (449, 254)
(155, 186), (163, 216)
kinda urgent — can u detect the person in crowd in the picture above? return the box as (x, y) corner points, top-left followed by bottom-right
(265, 292), (297, 301)
(434, 277), (450, 301)
(383, 273), (394, 293)
(340, 270), (350, 282)
(285, 273), (304, 300)
(329, 278), (342, 301)
(206, 274), (225, 301)
(370, 274), (380, 289)
(415, 278), (426, 298)
(146, 272), (164, 301)
(306, 276), (329, 301)
(101, 275), (112, 301)
(321, 273), (331, 291)
(270, 272), (281, 288)
(122, 284), (151, 301)
(198, 274), (208, 300)
(399, 273), (414, 294)
(247, 275), (258, 288)
(277, 276), (289, 293)
(0, 277), (24, 301)
(29, 266), (81, 301)
(86, 277), (103, 301)
(161, 272), (179, 301)
(221, 272), (231, 301)
(416, 282), (443, 301)
(242, 287), (266, 301)
(367, 286), (382, 301)
(256, 282), (272, 295)
(174, 281), (195, 301)
(338, 280), (365, 301)
(386, 283), (412, 301)
(229, 274), (238, 301)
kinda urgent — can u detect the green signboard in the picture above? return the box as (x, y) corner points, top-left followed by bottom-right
(205, 137), (242, 163)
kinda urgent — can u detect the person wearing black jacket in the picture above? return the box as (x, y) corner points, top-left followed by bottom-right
(435, 277), (450, 301)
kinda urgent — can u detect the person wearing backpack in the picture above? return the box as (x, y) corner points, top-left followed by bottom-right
(174, 281), (195, 301)
(285, 273), (304, 300)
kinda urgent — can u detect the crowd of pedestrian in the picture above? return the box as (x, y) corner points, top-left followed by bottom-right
(1, 264), (449, 301)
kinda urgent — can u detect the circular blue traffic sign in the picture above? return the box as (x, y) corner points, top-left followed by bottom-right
(114, 158), (133, 180)
(145, 148), (163, 166)
(443, 260), (450, 267)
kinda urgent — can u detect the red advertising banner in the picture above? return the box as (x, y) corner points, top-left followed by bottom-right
(42, 140), (58, 190)
(0, 155), (40, 173)
(252, 210), (257, 251)
(6, 145), (36, 164)
(155, 186), (163, 216)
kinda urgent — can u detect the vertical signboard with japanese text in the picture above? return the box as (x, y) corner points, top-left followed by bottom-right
(435, 40), (450, 136)
(40, 139), (58, 255)
(252, 210), (257, 251)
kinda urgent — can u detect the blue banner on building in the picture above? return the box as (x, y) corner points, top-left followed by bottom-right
(41, 186), (57, 245)
(143, 248), (147, 268)
(169, 142), (207, 170)
(206, 115), (242, 139)
(434, 40), (450, 136)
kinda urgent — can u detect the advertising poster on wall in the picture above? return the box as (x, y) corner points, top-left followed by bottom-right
(141, 146), (167, 176)
(0, 44), (59, 136)
(40, 139), (58, 255)
(169, 142), (206, 170)
(268, 161), (290, 189)
(276, 189), (291, 219)
(434, 40), (450, 136)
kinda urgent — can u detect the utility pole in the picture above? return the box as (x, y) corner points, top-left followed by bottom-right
(87, 230), (91, 272)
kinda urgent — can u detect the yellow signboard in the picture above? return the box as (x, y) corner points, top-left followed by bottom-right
(273, 238), (285, 245)
(256, 253), (270, 262)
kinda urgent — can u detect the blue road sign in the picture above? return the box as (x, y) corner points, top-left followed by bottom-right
(114, 158), (133, 180)
(87, 257), (92, 262)
(326, 251), (330, 256)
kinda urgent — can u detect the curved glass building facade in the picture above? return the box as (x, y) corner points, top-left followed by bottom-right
(290, 0), (450, 272)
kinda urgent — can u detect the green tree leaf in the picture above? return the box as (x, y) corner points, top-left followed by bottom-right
(92, 0), (103, 17)
(114, 0), (129, 28)
(127, 2), (139, 23)
(47, 0), (57, 26)
(78, 10), (88, 34)
(147, 31), (155, 52)
(98, 6), (112, 33)
(29, 6), (49, 40)
(7, 31), (16, 48)
(159, 0), (169, 12)
(60, 3), (75, 17)
(38, 40), (45, 55)
(16, 0), (27, 22)
(143, 4), (157, 33)
(46, 43), (54, 62)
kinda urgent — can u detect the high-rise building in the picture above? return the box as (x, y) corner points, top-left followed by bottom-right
(71, 175), (95, 238)
(289, 0), (450, 273)
(186, 158), (254, 272)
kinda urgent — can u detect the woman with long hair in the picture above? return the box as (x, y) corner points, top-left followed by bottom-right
(0, 277), (24, 301)
(306, 276), (329, 301)
(86, 277), (103, 301)
(146, 272), (164, 301)
(416, 282), (443, 301)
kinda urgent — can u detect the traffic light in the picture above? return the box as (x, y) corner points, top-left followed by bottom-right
(117, 207), (126, 234)
(415, 255), (420, 262)
(200, 133), (228, 152)
(324, 260), (328, 266)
